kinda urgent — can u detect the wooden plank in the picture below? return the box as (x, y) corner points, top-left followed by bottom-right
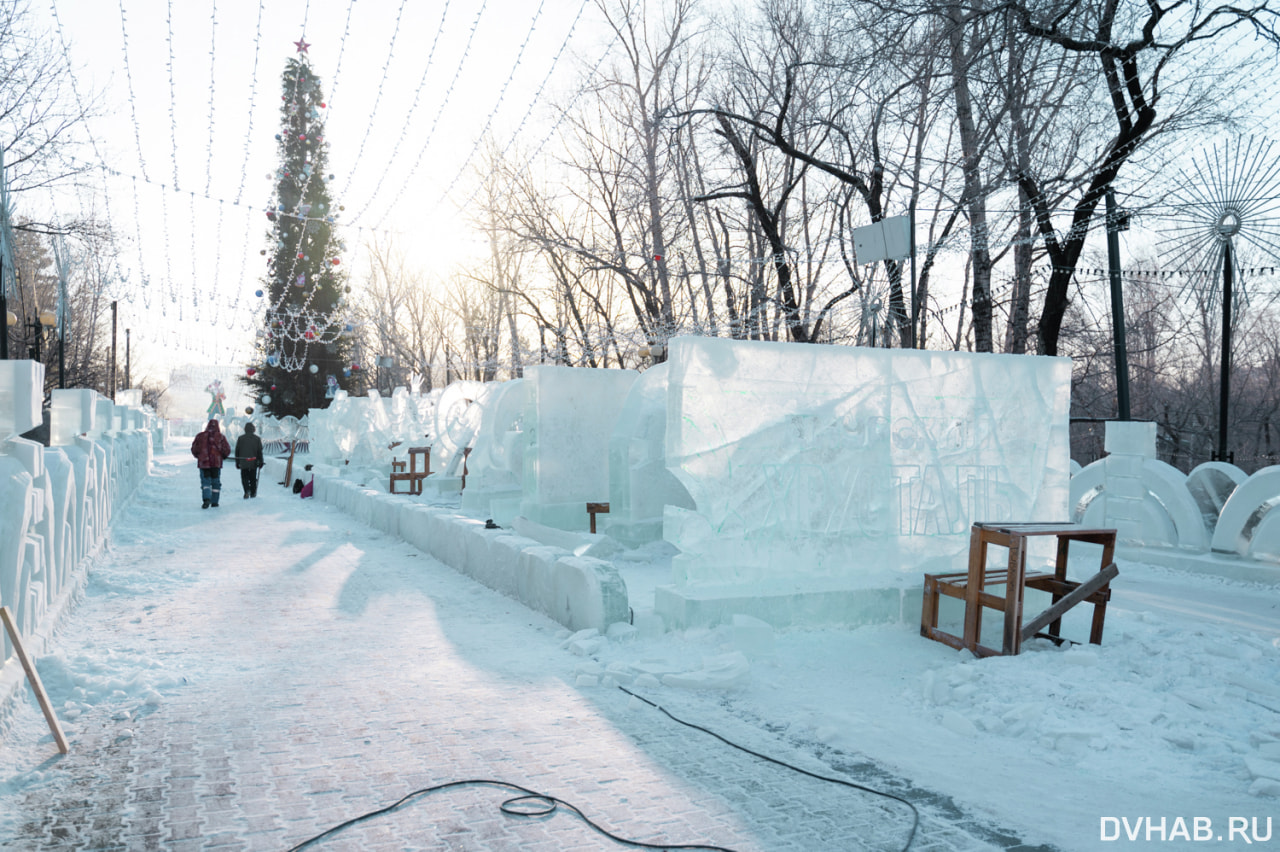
(1, 606), (69, 754)
(1020, 563), (1120, 643)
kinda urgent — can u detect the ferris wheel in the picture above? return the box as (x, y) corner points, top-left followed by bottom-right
(1157, 136), (1280, 461)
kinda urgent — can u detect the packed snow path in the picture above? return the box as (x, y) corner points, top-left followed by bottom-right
(0, 452), (1063, 851)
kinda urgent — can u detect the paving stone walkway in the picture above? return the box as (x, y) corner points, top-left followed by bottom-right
(1, 454), (1053, 851)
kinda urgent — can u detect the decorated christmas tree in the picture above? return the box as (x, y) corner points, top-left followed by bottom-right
(244, 40), (356, 419)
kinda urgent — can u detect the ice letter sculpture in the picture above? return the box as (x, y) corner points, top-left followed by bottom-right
(657, 336), (1071, 626)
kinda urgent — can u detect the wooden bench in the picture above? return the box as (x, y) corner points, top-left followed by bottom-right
(389, 446), (431, 495)
(921, 522), (1118, 657)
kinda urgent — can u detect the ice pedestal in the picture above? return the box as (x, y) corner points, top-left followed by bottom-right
(1103, 421), (1153, 544)
(520, 365), (638, 530)
(0, 360), (44, 437)
(656, 336), (1072, 628)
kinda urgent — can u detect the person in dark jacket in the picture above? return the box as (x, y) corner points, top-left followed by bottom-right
(234, 422), (265, 499)
(191, 419), (232, 508)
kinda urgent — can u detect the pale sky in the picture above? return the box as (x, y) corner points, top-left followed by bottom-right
(33, 0), (608, 387)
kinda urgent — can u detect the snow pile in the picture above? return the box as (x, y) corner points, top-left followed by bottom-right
(36, 644), (185, 723)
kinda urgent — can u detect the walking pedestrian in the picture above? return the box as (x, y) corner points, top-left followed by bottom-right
(234, 422), (265, 499)
(191, 419), (232, 508)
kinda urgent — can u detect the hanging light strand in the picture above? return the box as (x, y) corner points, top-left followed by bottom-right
(447, 0), (590, 212)
(336, 1), (453, 218)
(357, 0), (491, 226)
(165, 0), (180, 191)
(233, 2), (265, 206)
(337, 0), (410, 200)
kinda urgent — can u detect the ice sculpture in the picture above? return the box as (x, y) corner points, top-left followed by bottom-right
(1069, 421), (1207, 550)
(432, 380), (487, 485)
(1185, 462), (1246, 536)
(1211, 466), (1280, 562)
(520, 365), (639, 530)
(605, 363), (694, 546)
(461, 379), (527, 524)
(348, 390), (392, 467)
(657, 336), (1072, 623)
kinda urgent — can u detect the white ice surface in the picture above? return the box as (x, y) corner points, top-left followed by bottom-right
(663, 336), (1073, 593)
(2, 451), (1279, 851)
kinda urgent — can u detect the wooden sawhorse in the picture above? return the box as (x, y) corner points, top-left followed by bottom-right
(921, 523), (1118, 657)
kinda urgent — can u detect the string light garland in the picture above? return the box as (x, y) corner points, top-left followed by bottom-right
(113, 0), (151, 184)
(233, 2), (267, 205)
(432, 0), (554, 208)
(363, 0), (491, 228)
(165, 0), (180, 192)
(338, 0), (452, 207)
(203, 1), (219, 197)
(447, 0), (592, 212)
(338, 0), (410, 200)
(37, 2), (1280, 372)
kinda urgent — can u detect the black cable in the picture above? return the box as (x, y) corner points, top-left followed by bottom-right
(284, 778), (740, 851)
(286, 689), (919, 851)
(618, 686), (919, 852)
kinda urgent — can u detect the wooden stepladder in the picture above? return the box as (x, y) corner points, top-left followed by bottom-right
(920, 523), (1119, 657)
(1, 606), (69, 754)
(389, 446), (431, 495)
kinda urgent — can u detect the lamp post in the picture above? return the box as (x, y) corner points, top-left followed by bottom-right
(26, 310), (56, 362)
(377, 355), (395, 395)
(2, 302), (15, 359)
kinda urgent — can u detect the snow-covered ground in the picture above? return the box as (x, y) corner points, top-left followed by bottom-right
(2, 451), (1279, 850)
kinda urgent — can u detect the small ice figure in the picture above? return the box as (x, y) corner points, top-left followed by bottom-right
(205, 380), (226, 418)
(325, 375), (339, 399)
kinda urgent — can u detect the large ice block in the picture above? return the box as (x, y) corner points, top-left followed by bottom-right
(520, 365), (638, 530)
(91, 397), (117, 436)
(662, 336), (1072, 597)
(0, 360), (44, 437)
(605, 363), (694, 546)
(116, 389), (143, 407)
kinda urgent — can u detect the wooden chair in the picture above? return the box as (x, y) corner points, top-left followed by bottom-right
(921, 522), (1118, 657)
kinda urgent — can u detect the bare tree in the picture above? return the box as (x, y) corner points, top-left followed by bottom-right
(1006, 0), (1280, 355)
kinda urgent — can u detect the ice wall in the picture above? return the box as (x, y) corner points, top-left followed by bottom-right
(521, 365), (638, 530)
(662, 337), (1072, 595)
(2, 369), (151, 702)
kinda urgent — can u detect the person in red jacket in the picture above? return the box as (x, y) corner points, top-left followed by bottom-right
(191, 419), (232, 508)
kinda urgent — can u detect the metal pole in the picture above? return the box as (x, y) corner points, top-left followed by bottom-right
(110, 301), (117, 400)
(1105, 188), (1131, 421)
(1218, 241), (1234, 461)
(908, 202), (918, 349)
(57, 252), (66, 388)
(125, 328), (131, 389)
